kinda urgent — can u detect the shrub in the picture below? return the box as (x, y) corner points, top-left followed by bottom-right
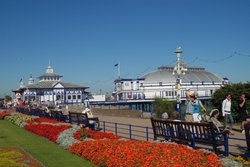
(57, 125), (81, 149)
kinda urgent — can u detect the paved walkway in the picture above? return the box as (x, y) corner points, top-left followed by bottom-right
(96, 114), (248, 156)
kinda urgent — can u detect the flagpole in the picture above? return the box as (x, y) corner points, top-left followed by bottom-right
(118, 62), (120, 79)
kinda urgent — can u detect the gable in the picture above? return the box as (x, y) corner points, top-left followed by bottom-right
(53, 82), (64, 88)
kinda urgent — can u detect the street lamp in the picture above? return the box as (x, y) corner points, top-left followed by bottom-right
(172, 47), (187, 119)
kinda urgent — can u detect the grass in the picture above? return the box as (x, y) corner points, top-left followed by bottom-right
(0, 119), (96, 167)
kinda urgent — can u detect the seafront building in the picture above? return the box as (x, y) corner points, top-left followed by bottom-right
(114, 66), (227, 101)
(92, 48), (229, 112)
(13, 64), (89, 105)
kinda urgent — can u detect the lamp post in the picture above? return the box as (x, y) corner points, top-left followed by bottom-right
(172, 47), (187, 119)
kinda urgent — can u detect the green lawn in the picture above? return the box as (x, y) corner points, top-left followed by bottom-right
(0, 119), (96, 167)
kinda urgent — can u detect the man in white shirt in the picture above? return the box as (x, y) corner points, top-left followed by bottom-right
(82, 107), (94, 124)
(222, 94), (234, 135)
(81, 107), (100, 130)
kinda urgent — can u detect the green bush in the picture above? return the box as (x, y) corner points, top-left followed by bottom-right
(152, 97), (176, 118)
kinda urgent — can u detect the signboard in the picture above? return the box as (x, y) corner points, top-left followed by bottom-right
(16, 93), (21, 98)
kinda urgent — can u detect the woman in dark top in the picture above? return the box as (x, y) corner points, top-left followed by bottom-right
(239, 93), (250, 133)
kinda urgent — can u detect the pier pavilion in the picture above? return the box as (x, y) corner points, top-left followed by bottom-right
(13, 64), (89, 105)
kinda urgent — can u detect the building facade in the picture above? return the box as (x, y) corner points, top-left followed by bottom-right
(114, 47), (228, 103)
(13, 65), (89, 104)
(114, 67), (228, 102)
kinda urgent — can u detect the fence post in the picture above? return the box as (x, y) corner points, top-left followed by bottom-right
(103, 121), (106, 132)
(129, 124), (132, 140)
(224, 134), (229, 156)
(115, 123), (118, 136)
(146, 127), (149, 141)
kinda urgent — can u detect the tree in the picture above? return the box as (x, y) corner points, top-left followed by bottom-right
(211, 83), (250, 120)
(152, 97), (176, 118)
(4, 95), (12, 102)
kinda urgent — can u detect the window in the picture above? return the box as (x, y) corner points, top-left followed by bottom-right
(56, 95), (61, 100)
(68, 95), (71, 100)
(125, 83), (129, 86)
(165, 91), (176, 97)
(73, 95), (76, 100)
(77, 95), (81, 99)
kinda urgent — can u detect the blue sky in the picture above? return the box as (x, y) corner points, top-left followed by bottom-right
(0, 0), (250, 97)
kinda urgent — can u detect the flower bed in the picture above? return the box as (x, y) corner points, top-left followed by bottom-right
(74, 128), (119, 140)
(0, 110), (13, 119)
(0, 148), (44, 167)
(24, 124), (71, 143)
(69, 140), (223, 167)
(26, 117), (60, 124)
(57, 125), (81, 149)
(4, 113), (37, 128)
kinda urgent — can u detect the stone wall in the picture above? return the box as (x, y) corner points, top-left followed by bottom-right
(92, 108), (142, 118)
(64, 105), (143, 118)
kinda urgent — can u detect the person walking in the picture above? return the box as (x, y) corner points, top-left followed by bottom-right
(185, 91), (195, 122)
(222, 94), (234, 135)
(238, 93), (250, 133)
(185, 91), (206, 122)
(192, 92), (206, 122)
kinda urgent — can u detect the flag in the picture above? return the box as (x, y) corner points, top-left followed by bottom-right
(19, 78), (23, 83)
(114, 63), (119, 67)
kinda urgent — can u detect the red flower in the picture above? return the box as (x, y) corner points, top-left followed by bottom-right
(69, 140), (222, 167)
(24, 124), (71, 143)
(0, 110), (13, 119)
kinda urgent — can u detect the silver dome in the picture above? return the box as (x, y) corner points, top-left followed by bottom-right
(143, 67), (224, 84)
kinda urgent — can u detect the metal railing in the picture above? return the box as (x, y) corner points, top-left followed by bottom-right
(101, 121), (153, 141)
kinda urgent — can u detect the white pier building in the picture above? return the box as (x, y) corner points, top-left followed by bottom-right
(13, 64), (88, 104)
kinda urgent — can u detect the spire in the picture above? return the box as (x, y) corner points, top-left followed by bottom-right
(173, 47), (187, 75)
(28, 73), (34, 85)
(46, 61), (53, 74)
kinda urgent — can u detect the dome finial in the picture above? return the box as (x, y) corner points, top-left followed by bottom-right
(28, 73), (34, 85)
(46, 61), (53, 74)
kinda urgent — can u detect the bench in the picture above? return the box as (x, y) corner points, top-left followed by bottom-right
(68, 112), (101, 131)
(151, 118), (229, 156)
(16, 107), (25, 114)
(16, 107), (34, 115)
(50, 110), (68, 122)
(30, 108), (42, 116)
(244, 123), (250, 159)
